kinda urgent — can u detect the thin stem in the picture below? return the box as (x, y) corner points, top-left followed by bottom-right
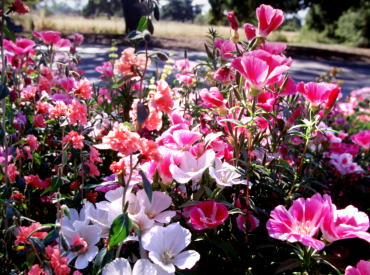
(1, 0), (8, 189)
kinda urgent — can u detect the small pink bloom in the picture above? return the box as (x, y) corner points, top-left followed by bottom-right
(96, 61), (114, 77)
(237, 211), (260, 233)
(156, 146), (182, 185)
(25, 174), (49, 189)
(14, 222), (47, 246)
(62, 130), (85, 149)
(20, 86), (36, 101)
(214, 38), (239, 61)
(190, 201), (229, 230)
(114, 47), (148, 76)
(102, 121), (141, 156)
(89, 146), (102, 163)
(174, 58), (194, 73)
(28, 264), (43, 275)
(71, 232), (88, 252)
(350, 130), (370, 150)
(34, 114), (46, 128)
(73, 33), (84, 47)
(345, 260), (370, 275)
(140, 139), (162, 163)
(26, 135), (39, 150)
(80, 162), (100, 177)
(68, 99), (88, 126)
(231, 49), (289, 92)
(227, 11), (238, 31)
(12, 0), (29, 15)
(212, 67), (235, 86)
(49, 100), (68, 119)
(266, 194), (326, 250)
(297, 81), (340, 109)
(244, 23), (256, 41)
(200, 87), (228, 116)
(150, 79), (174, 115)
(257, 90), (277, 112)
(284, 106), (302, 130)
(321, 195), (370, 244)
(33, 31), (61, 45)
(6, 163), (19, 182)
(176, 73), (193, 86)
(256, 4), (284, 37)
(38, 76), (52, 95)
(36, 101), (51, 115)
(259, 42), (286, 55)
(329, 153), (364, 175)
(75, 77), (92, 99)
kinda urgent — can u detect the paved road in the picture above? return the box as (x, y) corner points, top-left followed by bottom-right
(77, 43), (370, 99)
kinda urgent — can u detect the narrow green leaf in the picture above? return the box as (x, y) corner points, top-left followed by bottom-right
(108, 214), (132, 250)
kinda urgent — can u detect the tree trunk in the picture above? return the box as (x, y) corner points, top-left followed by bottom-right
(121, 0), (142, 34)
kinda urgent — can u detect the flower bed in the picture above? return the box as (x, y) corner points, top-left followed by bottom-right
(1, 1), (370, 275)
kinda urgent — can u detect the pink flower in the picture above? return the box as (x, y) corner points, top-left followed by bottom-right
(174, 58), (194, 74)
(190, 201), (229, 230)
(114, 47), (148, 76)
(329, 153), (364, 175)
(212, 67), (235, 86)
(257, 90), (277, 112)
(25, 174), (49, 189)
(96, 61), (114, 77)
(52, 37), (72, 51)
(350, 130), (370, 150)
(71, 232), (88, 252)
(176, 73), (193, 86)
(297, 82), (340, 109)
(244, 23), (256, 41)
(5, 38), (35, 58)
(89, 146), (102, 163)
(231, 49), (289, 93)
(256, 4), (284, 37)
(36, 101), (51, 115)
(156, 147), (182, 185)
(33, 31), (61, 45)
(227, 11), (238, 31)
(26, 134), (39, 150)
(20, 86), (36, 101)
(62, 130), (85, 149)
(80, 162), (100, 177)
(14, 222), (47, 246)
(28, 264), (43, 275)
(0, 147), (12, 164)
(38, 76), (52, 95)
(150, 80), (174, 115)
(200, 87), (228, 116)
(259, 42), (286, 55)
(73, 33), (84, 47)
(237, 211), (260, 233)
(49, 101), (68, 119)
(266, 194), (326, 250)
(34, 114), (46, 128)
(140, 139), (162, 163)
(75, 77), (92, 99)
(284, 106), (302, 130)
(12, 0), (29, 15)
(214, 38), (239, 61)
(46, 245), (71, 275)
(59, 76), (76, 92)
(345, 260), (370, 275)
(102, 121), (141, 156)
(6, 163), (19, 182)
(321, 195), (370, 245)
(68, 99), (88, 126)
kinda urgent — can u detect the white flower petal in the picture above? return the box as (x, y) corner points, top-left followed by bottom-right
(102, 258), (132, 275)
(164, 223), (191, 255)
(133, 259), (157, 275)
(149, 251), (175, 273)
(173, 250), (200, 270)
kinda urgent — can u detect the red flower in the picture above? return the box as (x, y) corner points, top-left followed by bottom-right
(227, 11), (238, 31)
(11, 0), (29, 15)
(11, 192), (24, 202)
(70, 181), (79, 190)
(86, 192), (98, 203)
(190, 201), (229, 230)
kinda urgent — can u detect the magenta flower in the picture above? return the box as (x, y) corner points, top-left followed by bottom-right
(73, 33), (84, 47)
(244, 23), (256, 41)
(237, 211), (259, 233)
(345, 260), (370, 275)
(214, 38), (239, 62)
(266, 194), (326, 250)
(350, 130), (370, 150)
(200, 87), (228, 116)
(297, 81), (341, 109)
(190, 201), (229, 230)
(212, 67), (235, 86)
(33, 31), (61, 45)
(259, 42), (286, 55)
(256, 4), (284, 38)
(321, 195), (370, 244)
(227, 12), (238, 31)
(231, 49), (289, 93)
(329, 153), (364, 175)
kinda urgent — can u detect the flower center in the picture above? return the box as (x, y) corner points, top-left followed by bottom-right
(145, 207), (157, 219)
(297, 221), (311, 236)
(162, 249), (176, 263)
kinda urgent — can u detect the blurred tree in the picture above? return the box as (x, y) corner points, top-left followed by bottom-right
(121, 0), (142, 34)
(162, 0), (203, 22)
(83, 0), (123, 19)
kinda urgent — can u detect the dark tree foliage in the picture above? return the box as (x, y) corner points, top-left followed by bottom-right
(121, 0), (143, 34)
(83, 0), (123, 19)
(161, 0), (203, 22)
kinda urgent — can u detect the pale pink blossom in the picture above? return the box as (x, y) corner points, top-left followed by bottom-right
(266, 194), (326, 250)
(329, 153), (364, 175)
(73, 33), (84, 47)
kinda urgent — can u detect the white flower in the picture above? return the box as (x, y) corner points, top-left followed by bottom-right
(142, 223), (200, 273)
(170, 150), (215, 183)
(209, 158), (252, 187)
(102, 258), (157, 275)
(136, 190), (176, 224)
(84, 201), (110, 237)
(63, 223), (102, 269)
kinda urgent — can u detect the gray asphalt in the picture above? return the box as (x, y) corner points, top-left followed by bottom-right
(77, 43), (370, 99)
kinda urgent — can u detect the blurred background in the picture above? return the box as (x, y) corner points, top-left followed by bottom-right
(9, 0), (370, 48)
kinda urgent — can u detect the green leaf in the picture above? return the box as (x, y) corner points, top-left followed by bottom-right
(4, 16), (15, 31)
(50, 177), (62, 195)
(33, 152), (41, 166)
(153, 3), (160, 20)
(43, 261), (54, 275)
(178, 200), (199, 208)
(133, 222), (142, 254)
(137, 102), (149, 124)
(3, 25), (15, 42)
(275, 259), (303, 274)
(30, 237), (46, 256)
(92, 247), (114, 275)
(0, 85), (10, 101)
(138, 169), (153, 203)
(61, 205), (71, 221)
(108, 213), (132, 250)
(137, 16), (148, 32)
(127, 30), (144, 40)
(43, 229), (60, 244)
(82, 163), (90, 175)
(112, 74), (136, 88)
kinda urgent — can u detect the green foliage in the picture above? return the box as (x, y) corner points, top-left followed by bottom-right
(161, 0), (202, 22)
